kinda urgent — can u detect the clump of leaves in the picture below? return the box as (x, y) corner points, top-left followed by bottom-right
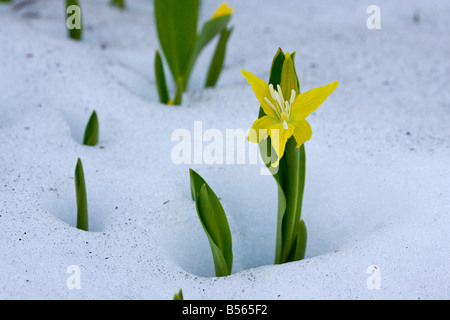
(173, 289), (183, 300)
(190, 169), (233, 277)
(154, 0), (234, 105)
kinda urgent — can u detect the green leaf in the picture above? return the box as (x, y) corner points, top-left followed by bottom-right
(75, 158), (88, 231)
(66, 0), (82, 41)
(190, 169), (233, 277)
(288, 220), (307, 262)
(173, 289), (184, 300)
(267, 49), (286, 94)
(154, 50), (169, 104)
(197, 185), (231, 277)
(83, 110), (99, 146)
(279, 140), (306, 263)
(205, 27), (233, 88)
(190, 168), (206, 201)
(184, 14), (231, 90)
(154, 0), (199, 83)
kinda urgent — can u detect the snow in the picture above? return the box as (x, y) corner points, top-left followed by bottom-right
(0, 0), (449, 299)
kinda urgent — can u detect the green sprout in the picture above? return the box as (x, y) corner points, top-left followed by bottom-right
(75, 158), (88, 231)
(190, 169), (233, 277)
(154, 0), (234, 105)
(173, 289), (184, 300)
(110, 0), (125, 10)
(66, 0), (82, 41)
(83, 110), (99, 146)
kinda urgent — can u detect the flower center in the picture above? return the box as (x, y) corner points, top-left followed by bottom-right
(264, 84), (296, 128)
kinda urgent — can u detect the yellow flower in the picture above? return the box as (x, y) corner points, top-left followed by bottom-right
(211, 2), (234, 20)
(242, 62), (338, 167)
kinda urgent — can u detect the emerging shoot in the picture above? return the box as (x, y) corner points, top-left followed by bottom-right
(83, 110), (99, 146)
(66, 0), (83, 41)
(75, 158), (88, 231)
(190, 169), (233, 277)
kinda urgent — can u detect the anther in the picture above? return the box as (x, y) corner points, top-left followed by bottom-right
(290, 90), (296, 105)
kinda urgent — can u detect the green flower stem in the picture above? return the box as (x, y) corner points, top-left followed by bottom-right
(173, 76), (184, 106)
(278, 141), (306, 263)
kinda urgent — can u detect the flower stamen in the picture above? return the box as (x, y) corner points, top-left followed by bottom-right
(290, 89), (296, 105)
(265, 84), (296, 129)
(264, 97), (281, 118)
(277, 85), (285, 106)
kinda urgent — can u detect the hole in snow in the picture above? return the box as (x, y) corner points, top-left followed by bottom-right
(159, 146), (393, 278)
(62, 109), (96, 145)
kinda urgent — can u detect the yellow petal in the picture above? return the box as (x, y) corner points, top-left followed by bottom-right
(248, 116), (279, 143)
(241, 70), (279, 119)
(292, 120), (313, 147)
(268, 123), (294, 167)
(290, 81), (339, 121)
(211, 2), (234, 20)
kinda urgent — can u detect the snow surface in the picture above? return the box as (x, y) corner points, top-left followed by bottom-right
(1, 0), (449, 299)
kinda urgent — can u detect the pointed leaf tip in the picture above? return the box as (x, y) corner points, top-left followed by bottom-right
(83, 110), (99, 146)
